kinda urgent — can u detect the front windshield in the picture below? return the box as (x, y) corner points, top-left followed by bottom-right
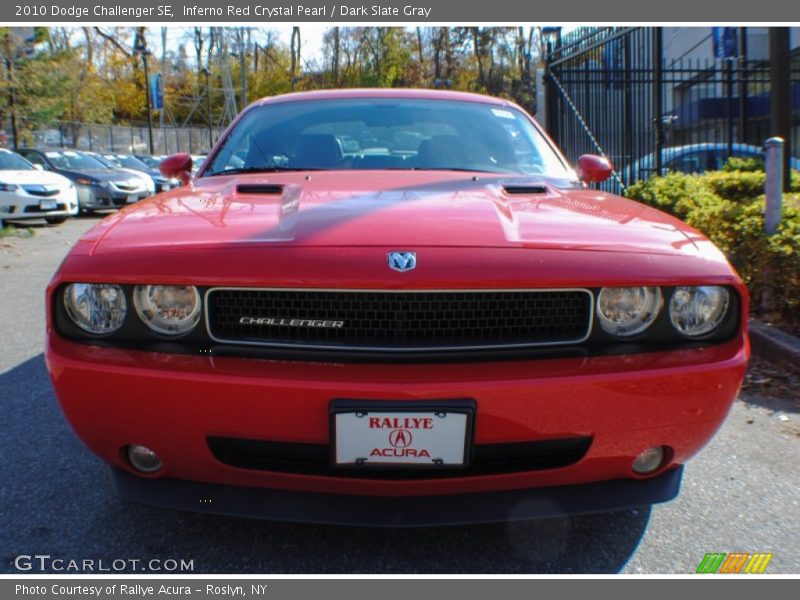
(0, 150), (35, 171)
(46, 151), (108, 170)
(92, 154), (119, 168)
(205, 98), (572, 178)
(109, 154), (149, 170)
(138, 156), (161, 168)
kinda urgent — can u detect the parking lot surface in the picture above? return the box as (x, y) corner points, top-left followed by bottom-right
(1, 216), (798, 574)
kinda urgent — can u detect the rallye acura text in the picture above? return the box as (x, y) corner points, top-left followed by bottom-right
(45, 89), (749, 526)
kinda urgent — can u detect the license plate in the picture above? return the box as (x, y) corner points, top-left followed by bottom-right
(126, 195), (139, 204)
(331, 401), (473, 467)
(39, 199), (57, 210)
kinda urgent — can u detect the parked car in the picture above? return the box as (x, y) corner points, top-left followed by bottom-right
(82, 152), (156, 196)
(625, 142), (800, 182)
(190, 154), (207, 174)
(17, 148), (151, 213)
(46, 89), (748, 526)
(0, 148), (78, 227)
(100, 153), (179, 193)
(134, 154), (165, 170)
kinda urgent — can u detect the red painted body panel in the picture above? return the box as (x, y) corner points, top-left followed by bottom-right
(45, 89), (749, 509)
(73, 171), (716, 258)
(47, 334), (747, 496)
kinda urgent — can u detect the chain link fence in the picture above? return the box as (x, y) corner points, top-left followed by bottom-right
(1, 117), (225, 156)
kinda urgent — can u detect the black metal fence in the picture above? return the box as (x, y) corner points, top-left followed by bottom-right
(0, 116), (224, 156)
(544, 27), (800, 194)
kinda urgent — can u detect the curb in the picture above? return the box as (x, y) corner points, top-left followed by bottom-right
(748, 319), (800, 369)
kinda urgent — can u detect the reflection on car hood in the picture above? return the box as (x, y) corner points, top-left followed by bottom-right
(86, 170), (709, 257)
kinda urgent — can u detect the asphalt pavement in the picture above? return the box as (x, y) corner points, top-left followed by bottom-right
(1, 216), (798, 574)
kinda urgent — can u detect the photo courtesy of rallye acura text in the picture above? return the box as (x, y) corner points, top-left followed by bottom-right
(45, 89), (749, 526)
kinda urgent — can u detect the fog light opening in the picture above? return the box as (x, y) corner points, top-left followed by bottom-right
(127, 445), (163, 474)
(631, 446), (667, 475)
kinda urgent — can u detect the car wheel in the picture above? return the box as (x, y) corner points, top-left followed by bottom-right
(45, 216), (68, 225)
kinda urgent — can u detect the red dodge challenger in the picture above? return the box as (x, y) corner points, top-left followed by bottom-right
(45, 89), (749, 526)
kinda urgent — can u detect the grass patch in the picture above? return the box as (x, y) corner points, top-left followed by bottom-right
(0, 224), (35, 238)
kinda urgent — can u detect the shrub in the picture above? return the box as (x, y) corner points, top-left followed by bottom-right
(626, 172), (717, 219)
(702, 170), (766, 202)
(627, 175), (800, 328)
(722, 157), (764, 172)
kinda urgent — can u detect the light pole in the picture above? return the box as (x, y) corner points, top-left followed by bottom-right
(134, 32), (154, 155)
(201, 67), (213, 149)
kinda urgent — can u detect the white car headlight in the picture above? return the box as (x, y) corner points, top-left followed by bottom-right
(133, 285), (202, 335)
(596, 287), (662, 337)
(669, 286), (730, 337)
(64, 283), (127, 334)
(0, 182), (19, 192)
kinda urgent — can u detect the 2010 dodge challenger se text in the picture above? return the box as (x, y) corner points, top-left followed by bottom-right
(45, 89), (749, 526)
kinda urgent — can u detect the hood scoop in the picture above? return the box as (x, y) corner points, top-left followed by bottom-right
(502, 185), (549, 195)
(236, 183), (284, 195)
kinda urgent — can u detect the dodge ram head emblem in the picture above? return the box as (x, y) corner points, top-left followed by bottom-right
(388, 251), (417, 272)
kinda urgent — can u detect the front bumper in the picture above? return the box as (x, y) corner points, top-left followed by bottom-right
(111, 464), (683, 526)
(0, 189), (78, 220)
(77, 184), (149, 209)
(47, 333), (747, 506)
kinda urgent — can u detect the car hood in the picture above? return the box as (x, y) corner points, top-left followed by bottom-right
(85, 171), (705, 256)
(0, 169), (71, 186)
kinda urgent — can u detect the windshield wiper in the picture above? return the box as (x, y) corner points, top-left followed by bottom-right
(205, 166), (326, 177)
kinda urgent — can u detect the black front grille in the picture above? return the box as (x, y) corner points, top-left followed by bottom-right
(206, 289), (592, 351)
(22, 186), (60, 197)
(207, 436), (592, 479)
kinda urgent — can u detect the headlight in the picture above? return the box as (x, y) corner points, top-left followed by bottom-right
(63, 283), (127, 334)
(669, 286), (730, 337)
(75, 177), (102, 187)
(0, 182), (19, 192)
(133, 285), (202, 335)
(596, 287), (662, 337)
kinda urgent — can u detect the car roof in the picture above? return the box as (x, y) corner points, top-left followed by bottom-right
(253, 88), (513, 109)
(664, 142), (762, 154)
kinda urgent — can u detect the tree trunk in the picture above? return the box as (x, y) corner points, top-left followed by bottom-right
(416, 27), (425, 75)
(333, 27), (340, 85)
(472, 27), (484, 88)
(290, 26), (300, 89)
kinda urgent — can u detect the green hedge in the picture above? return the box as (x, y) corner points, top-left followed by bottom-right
(627, 163), (800, 328)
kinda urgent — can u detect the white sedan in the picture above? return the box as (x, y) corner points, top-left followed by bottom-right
(0, 148), (78, 227)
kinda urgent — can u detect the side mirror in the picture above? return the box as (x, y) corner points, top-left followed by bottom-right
(159, 153), (193, 185)
(32, 164), (44, 171)
(577, 154), (613, 184)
